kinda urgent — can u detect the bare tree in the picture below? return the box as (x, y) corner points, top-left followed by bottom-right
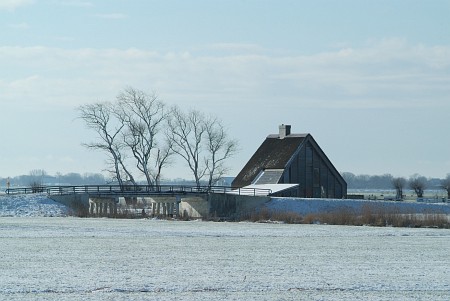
(204, 116), (238, 187)
(409, 174), (426, 198)
(441, 174), (450, 199)
(116, 87), (169, 186)
(78, 102), (136, 188)
(78, 89), (237, 187)
(167, 107), (207, 187)
(167, 106), (238, 187)
(391, 177), (406, 200)
(150, 140), (174, 186)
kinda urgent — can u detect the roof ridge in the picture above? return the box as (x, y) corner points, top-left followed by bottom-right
(267, 133), (309, 139)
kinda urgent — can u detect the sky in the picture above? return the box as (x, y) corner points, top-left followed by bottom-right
(1, 0), (450, 182)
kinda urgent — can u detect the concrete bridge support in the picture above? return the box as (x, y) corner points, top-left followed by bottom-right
(89, 198), (118, 217)
(144, 199), (179, 217)
(85, 196), (184, 218)
(151, 202), (156, 216)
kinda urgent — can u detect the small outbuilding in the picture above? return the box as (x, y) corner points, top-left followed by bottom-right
(232, 125), (347, 198)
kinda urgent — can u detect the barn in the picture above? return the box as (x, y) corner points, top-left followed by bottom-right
(232, 125), (347, 198)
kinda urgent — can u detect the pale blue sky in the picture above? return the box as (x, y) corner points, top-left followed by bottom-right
(1, 0), (450, 181)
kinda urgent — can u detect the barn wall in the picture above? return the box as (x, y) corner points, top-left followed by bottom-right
(284, 139), (347, 199)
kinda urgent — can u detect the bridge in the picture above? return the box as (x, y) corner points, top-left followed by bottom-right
(5, 184), (273, 218)
(5, 184), (271, 197)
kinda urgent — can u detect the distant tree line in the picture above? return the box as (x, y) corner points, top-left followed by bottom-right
(1, 170), (217, 189)
(342, 172), (450, 199)
(1, 169), (106, 187)
(342, 173), (395, 189)
(78, 87), (238, 188)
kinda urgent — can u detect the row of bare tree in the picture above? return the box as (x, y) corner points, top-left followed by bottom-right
(392, 174), (450, 199)
(78, 87), (238, 188)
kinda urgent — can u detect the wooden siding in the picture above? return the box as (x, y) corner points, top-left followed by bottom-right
(283, 139), (346, 199)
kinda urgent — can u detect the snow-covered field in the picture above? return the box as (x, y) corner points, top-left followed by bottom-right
(0, 217), (449, 300)
(1, 194), (449, 300)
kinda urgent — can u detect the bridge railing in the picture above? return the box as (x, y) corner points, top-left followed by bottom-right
(4, 187), (40, 195)
(5, 185), (272, 197)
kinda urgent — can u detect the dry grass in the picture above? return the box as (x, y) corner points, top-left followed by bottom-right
(69, 200), (89, 217)
(241, 205), (450, 228)
(239, 208), (302, 224)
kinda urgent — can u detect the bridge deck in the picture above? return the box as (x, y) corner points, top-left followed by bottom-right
(5, 184), (272, 197)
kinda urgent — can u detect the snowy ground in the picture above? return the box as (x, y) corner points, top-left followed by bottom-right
(0, 194), (450, 300)
(1, 218), (449, 300)
(0, 193), (69, 217)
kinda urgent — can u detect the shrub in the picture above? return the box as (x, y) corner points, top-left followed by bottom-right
(30, 181), (44, 193)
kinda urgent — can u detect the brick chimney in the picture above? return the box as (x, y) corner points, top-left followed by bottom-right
(279, 124), (291, 139)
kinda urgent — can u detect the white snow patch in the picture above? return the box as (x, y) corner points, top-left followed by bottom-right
(0, 194), (69, 217)
(265, 197), (450, 215)
(228, 184), (298, 196)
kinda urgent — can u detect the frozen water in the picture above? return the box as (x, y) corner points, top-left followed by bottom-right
(0, 218), (449, 300)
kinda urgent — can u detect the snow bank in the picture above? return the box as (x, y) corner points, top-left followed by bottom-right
(265, 197), (450, 215)
(0, 194), (69, 217)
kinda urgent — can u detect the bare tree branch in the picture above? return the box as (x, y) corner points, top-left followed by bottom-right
(78, 88), (238, 188)
(441, 174), (450, 199)
(77, 102), (136, 187)
(167, 106), (207, 187)
(391, 177), (406, 200)
(409, 174), (426, 198)
(167, 107), (238, 187)
(116, 87), (169, 186)
(204, 116), (238, 187)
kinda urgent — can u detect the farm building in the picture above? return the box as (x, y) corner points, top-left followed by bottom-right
(232, 125), (347, 198)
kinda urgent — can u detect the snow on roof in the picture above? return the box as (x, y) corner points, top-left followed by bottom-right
(228, 183), (299, 196)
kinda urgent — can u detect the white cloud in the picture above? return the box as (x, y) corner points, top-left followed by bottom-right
(1, 40), (449, 178)
(0, 0), (34, 10)
(0, 40), (449, 111)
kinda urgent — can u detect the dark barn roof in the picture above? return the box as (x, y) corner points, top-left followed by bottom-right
(232, 134), (307, 188)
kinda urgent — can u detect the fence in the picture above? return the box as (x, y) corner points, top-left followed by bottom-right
(5, 184), (272, 197)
